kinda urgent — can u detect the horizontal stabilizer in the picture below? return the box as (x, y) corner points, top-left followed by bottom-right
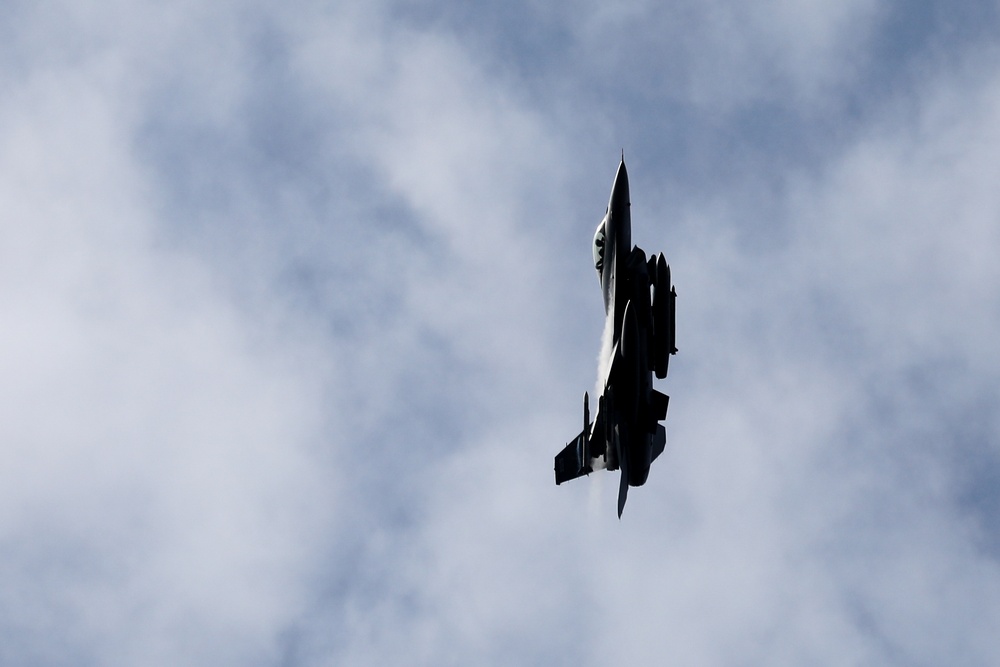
(651, 424), (666, 463)
(555, 430), (592, 484)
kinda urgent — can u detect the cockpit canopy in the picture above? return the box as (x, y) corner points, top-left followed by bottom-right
(593, 215), (607, 277)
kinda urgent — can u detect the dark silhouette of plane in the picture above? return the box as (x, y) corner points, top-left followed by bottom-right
(555, 157), (677, 517)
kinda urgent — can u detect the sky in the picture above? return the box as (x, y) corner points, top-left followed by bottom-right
(2, 0), (1000, 665)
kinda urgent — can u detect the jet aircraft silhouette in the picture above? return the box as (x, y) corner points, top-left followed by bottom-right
(554, 157), (677, 517)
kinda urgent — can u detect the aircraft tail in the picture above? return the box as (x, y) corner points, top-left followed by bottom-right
(651, 424), (666, 463)
(617, 453), (629, 518)
(555, 391), (619, 485)
(555, 394), (593, 484)
(555, 430), (591, 485)
(617, 422), (629, 518)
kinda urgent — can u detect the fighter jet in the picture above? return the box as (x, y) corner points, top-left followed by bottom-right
(554, 157), (677, 517)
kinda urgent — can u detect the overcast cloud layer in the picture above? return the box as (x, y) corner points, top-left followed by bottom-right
(2, 1), (1000, 665)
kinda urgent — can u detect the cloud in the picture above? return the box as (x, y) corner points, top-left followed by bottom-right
(638, 36), (1000, 665)
(2, 0), (1000, 665)
(0, 7), (337, 665)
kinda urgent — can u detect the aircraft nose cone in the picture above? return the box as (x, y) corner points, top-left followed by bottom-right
(612, 158), (629, 205)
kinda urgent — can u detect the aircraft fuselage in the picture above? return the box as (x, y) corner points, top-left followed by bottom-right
(555, 156), (677, 517)
(600, 159), (632, 328)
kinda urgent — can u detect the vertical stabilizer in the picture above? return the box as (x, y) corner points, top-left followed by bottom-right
(617, 469), (629, 518)
(617, 437), (629, 518)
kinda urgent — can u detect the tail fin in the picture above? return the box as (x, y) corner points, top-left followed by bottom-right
(617, 469), (629, 518)
(617, 447), (629, 518)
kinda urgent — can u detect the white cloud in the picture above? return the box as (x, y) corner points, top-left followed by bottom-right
(0, 10), (337, 665)
(551, 0), (881, 111)
(3, 0), (1000, 665)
